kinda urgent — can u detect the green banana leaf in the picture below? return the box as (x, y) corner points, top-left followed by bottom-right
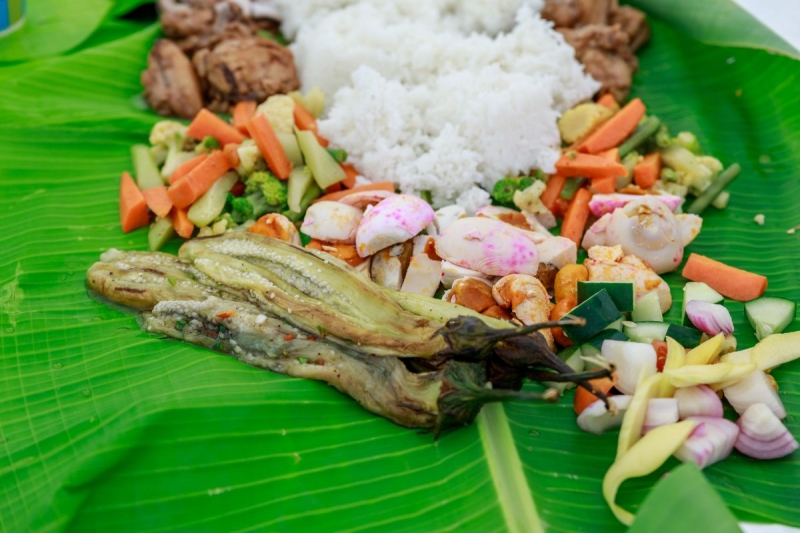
(2, 3), (800, 532)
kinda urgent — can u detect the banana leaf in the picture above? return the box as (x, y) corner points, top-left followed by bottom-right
(1, 4), (799, 532)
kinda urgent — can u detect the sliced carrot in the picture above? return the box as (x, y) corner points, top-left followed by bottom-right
(167, 151), (232, 209)
(229, 181), (245, 197)
(555, 152), (628, 180)
(306, 239), (366, 267)
(574, 375), (619, 415)
(232, 101), (257, 135)
(311, 181), (395, 204)
(340, 163), (358, 188)
(187, 108), (247, 146)
(682, 253), (768, 302)
(553, 197), (570, 218)
(633, 152), (661, 189)
(590, 176), (616, 194)
(246, 113), (292, 180)
(141, 185), (173, 219)
(597, 147), (620, 163)
(293, 101), (329, 147)
(560, 187), (592, 246)
(169, 153), (208, 185)
(541, 174), (568, 213)
(223, 143), (241, 169)
(119, 171), (150, 233)
(575, 98), (646, 154)
(596, 93), (619, 110)
(172, 207), (194, 239)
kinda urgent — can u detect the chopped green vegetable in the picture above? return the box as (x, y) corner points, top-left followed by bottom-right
(243, 171), (289, 217)
(655, 126), (701, 154)
(295, 129), (346, 189)
(225, 194), (254, 224)
(326, 147), (348, 164)
(131, 144), (164, 190)
(560, 177), (586, 200)
(685, 163), (741, 214)
(660, 145), (723, 194)
(492, 176), (535, 207)
(617, 116), (661, 157)
(195, 136), (221, 154)
(147, 215), (175, 251)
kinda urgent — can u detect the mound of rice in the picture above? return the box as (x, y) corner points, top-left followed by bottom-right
(278, 0), (599, 212)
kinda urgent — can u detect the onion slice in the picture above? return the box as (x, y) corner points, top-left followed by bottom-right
(675, 385), (724, 419)
(685, 300), (734, 336)
(643, 398), (679, 434)
(735, 403), (799, 460)
(674, 416), (739, 469)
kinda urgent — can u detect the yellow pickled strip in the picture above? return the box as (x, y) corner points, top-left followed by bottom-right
(617, 373), (666, 459)
(751, 331), (800, 370)
(659, 337), (686, 396)
(685, 333), (725, 366)
(603, 420), (697, 526)
(665, 362), (756, 388)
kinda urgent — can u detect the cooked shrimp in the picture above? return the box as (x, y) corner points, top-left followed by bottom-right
(492, 274), (554, 349)
(584, 245), (672, 312)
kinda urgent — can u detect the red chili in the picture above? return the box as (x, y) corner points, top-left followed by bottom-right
(283, 334), (296, 341)
(652, 339), (668, 372)
(216, 310), (234, 319)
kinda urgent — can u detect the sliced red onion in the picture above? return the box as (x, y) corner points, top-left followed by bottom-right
(685, 300), (734, 336)
(577, 395), (632, 435)
(675, 385), (724, 419)
(642, 398), (679, 434)
(723, 369), (786, 419)
(735, 403), (799, 460)
(674, 416), (739, 469)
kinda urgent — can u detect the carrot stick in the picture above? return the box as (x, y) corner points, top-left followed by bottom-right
(596, 93), (619, 110)
(597, 147), (620, 163)
(560, 187), (592, 246)
(340, 163), (358, 188)
(172, 207), (194, 239)
(633, 152), (661, 189)
(311, 181), (395, 204)
(574, 375), (618, 415)
(575, 98), (646, 154)
(169, 153), (208, 185)
(167, 151), (232, 209)
(187, 108), (247, 146)
(223, 143), (241, 169)
(293, 101), (329, 147)
(591, 176), (616, 194)
(232, 101), (257, 135)
(682, 253), (768, 301)
(119, 171), (150, 233)
(541, 174), (567, 212)
(246, 113), (292, 180)
(555, 152), (629, 180)
(141, 185), (173, 219)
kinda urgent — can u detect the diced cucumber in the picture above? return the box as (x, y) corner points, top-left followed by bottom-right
(131, 144), (164, 189)
(161, 149), (196, 180)
(606, 318), (624, 332)
(744, 297), (797, 340)
(578, 281), (635, 312)
(295, 129), (346, 189)
(578, 343), (602, 367)
(277, 133), (304, 167)
(187, 171), (239, 227)
(304, 87), (326, 118)
(632, 290), (663, 322)
(582, 329), (629, 350)
(148, 215), (175, 251)
(623, 321), (669, 343)
(666, 323), (703, 348)
(682, 282), (723, 325)
(563, 289), (623, 344)
(287, 166), (313, 213)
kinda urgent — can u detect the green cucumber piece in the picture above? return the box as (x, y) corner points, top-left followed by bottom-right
(277, 133), (304, 167)
(546, 346), (586, 393)
(131, 144), (164, 190)
(578, 281), (635, 312)
(582, 329), (629, 350)
(563, 289), (623, 344)
(161, 149), (195, 180)
(623, 321), (669, 343)
(744, 297), (797, 340)
(606, 318), (624, 331)
(187, 171), (239, 227)
(295, 129), (346, 189)
(632, 290), (663, 322)
(666, 323), (703, 348)
(287, 166), (313, 213)
(682, 282), (724, 325)
(148, 216), (175, 251)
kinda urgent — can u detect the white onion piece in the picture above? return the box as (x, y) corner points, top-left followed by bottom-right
(643, 398), (680, 434)
(735, 403), (799, 460)
(577, 395), (633, 435)
(723, 369), (786, 419)
(674, 416), (739, 469)
(685, 300), (734, 336)
(601, 340), (657, 395)
(675, 385), (724, 419)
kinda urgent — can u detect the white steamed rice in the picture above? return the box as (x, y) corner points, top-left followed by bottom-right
(277, 0), (600, 212)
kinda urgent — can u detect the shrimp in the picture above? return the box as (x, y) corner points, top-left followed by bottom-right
(584, 245), (672, 312)
(492, 274), (554, 349)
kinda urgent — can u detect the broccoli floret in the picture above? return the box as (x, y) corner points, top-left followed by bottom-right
(238, 171), (289, 218)
(195, 136), (221, 154)
(326, 147), (348, 164)
(225, 193), (255, 224)
(492, 176), (536, 207)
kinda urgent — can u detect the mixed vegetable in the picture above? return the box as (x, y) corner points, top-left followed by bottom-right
(107, 88), (798, 526)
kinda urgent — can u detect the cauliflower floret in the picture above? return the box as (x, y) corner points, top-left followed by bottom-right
(236, 139), (266, 176)
(513, 180), (547, 215)
(149, 120), (187, 148)
(256, 95), (295, 134)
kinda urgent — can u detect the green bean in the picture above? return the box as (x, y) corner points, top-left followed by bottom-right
(618, 116), (661, 157)
(686, 163), (741, 215)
